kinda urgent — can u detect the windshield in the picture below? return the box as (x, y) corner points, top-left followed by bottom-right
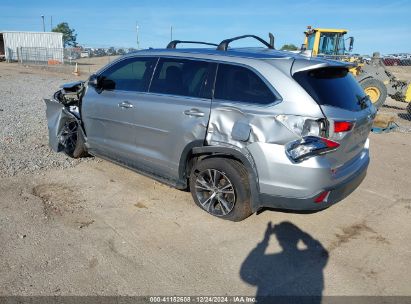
(318, 33), (345, 55)
(306, 34), (315, 50)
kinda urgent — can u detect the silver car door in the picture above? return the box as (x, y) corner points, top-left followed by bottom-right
(129, 58), (215, 180)
(82, 57), (157, 161)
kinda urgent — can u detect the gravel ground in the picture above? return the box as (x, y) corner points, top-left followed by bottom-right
(0, 64), (95, 177)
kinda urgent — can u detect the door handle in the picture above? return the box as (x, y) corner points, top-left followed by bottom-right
(118, 101), (133, 109)
(184, 108), (205, 117)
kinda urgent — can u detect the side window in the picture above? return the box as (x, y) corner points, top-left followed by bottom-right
(150, 58), (210, 98)
(99, 57), (156, 91)
(214, 64), (276, 104)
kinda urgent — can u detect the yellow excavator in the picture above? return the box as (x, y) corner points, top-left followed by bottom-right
(301, 26), (411, 109)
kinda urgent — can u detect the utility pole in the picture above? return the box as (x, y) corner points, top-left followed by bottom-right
(41, 15), (45, 32)
(170, 25), (173, 42)
(136, 22), (140, 49)
(50, 16), (53, 31)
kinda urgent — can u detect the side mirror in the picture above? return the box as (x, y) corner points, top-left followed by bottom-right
(88, 74), (99, 87)
(89, 74), (115, 91)
(100, 78), (115, 90)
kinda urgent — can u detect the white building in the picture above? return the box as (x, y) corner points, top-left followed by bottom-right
(0, 31), (64, 62)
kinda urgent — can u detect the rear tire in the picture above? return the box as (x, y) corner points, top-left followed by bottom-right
(58, 120), (88, 159)
(189, 158), (252, 221)
(360, 78), (387, 109)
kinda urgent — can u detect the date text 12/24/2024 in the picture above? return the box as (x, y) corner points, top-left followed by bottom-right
(149, 296), (256, 303)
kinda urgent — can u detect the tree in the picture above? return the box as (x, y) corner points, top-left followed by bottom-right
(52, 22), (77, 48)
(280, 44), (298, 51)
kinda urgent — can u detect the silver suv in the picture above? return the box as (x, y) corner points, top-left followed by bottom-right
(45, 35), (376, 221)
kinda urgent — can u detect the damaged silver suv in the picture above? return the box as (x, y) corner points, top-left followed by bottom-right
(45, 34), (376, 221)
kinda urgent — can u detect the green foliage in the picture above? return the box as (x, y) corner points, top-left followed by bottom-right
(52, 22), (77, 47)
(280, 44), (298, 51)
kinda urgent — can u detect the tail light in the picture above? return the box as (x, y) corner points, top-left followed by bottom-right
(334, 121), (353, 132)
(331, 121), (355, 140)
(286, 136), (340, 162)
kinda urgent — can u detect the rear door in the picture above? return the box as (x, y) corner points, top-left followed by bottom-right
(293, 67), (377, 167)
(129, 57), (215, 179)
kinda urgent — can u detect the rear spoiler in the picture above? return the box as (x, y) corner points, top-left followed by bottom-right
(291, 58), (355, 75)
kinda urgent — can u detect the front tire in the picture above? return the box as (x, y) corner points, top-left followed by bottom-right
(360, 78), (387, 109)
(58, 120), (88, 158)
(189, 158), (252, 221)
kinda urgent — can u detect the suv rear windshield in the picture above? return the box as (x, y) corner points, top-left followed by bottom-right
(293, 67), (368, 111)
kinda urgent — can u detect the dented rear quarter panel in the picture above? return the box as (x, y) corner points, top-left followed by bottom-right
(205, 57), (326, 149)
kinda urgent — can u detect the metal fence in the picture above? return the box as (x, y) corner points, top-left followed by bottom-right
(15, 46), (118, 74)
(12, 47), (64, 64)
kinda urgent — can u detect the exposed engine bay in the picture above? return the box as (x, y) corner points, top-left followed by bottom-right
(54, 81), (85, 106)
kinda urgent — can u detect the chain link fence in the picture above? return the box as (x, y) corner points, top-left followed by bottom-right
(15, 46), (120, 75)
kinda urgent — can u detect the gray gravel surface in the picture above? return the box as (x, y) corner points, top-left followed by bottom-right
(0, 65), (94, 177)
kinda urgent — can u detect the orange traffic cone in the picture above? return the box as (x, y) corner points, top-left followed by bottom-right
(73, 63), (80, 76)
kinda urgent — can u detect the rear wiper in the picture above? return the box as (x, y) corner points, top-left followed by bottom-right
(356, 95), (369, 109)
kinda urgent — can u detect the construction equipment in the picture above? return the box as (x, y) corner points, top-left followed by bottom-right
(302, 26), (411, 109)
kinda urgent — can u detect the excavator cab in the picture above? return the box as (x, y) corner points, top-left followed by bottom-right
(303, 27), (353, 57)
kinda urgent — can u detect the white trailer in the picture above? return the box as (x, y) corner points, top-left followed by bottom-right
(0, 31), (64, 62)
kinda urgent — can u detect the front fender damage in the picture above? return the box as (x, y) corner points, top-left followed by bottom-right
(44, 81), (86, 152)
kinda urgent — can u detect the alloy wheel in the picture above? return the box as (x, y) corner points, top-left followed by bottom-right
(194, 169), (236, 216)
(58, 121), (78, 153)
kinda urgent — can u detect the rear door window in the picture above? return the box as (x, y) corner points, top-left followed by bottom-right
(99, 57), (156, 91)
(293, 67), (368, 111)
(214, 64), (276, 104)
(149, 58), (211, 98)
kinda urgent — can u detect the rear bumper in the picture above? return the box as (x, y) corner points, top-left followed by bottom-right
(257, 157), (369, 211)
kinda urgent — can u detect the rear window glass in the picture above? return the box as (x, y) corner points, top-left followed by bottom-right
(293, 67), (368, 111)
(214, 64), (276, 104)
(150, 58), (210, 98)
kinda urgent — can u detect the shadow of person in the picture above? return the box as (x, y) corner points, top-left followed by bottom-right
(240, 221), (329, 304)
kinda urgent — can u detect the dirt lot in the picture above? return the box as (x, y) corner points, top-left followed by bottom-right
(0, 62), (411, 298)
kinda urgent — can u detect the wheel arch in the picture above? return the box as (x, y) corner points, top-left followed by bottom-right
(186, 146), (261, 213)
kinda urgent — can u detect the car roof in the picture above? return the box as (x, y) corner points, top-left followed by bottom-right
(97, 46), (349, 76)
(128, 47), (304, 60)
(124, 47), (349, 68)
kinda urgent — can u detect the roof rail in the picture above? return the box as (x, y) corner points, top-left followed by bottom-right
(217, 33), (275, 51)
(166, 40), (219, 49)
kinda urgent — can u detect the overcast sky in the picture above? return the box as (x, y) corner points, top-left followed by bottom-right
(1, 0), (410, 54)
